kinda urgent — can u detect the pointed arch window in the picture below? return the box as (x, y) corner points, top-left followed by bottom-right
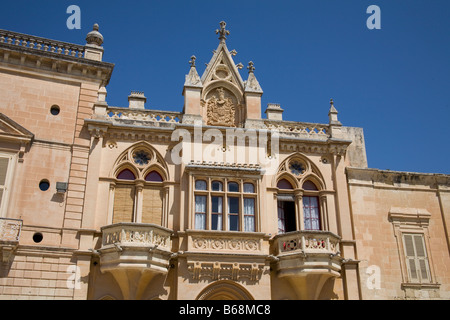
(276, 178), (326, 234)
(109, 143), (169, 227)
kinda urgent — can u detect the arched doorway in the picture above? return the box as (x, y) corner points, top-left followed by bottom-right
(196, 281), (254, 300)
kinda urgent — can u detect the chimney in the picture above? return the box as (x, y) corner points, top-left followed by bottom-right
(128, 91), (147, 110)
(265, 103), (284, 121)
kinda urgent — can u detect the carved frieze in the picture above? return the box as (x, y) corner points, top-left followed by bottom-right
(187, 261), (264, 281)
(192, 236), (260, 252)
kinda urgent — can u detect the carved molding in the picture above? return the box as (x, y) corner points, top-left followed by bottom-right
(192, 237), (260, 252)
(187, 261), (264, 281)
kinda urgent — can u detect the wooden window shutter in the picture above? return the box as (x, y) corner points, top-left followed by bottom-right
(113, 185), (135, 224)
(404, 234), (418, 281)
(403, 233), (431, 283)
(0, 157), (10, 207)
(142, 187), (163, 225)
(414, 234), (431, 282)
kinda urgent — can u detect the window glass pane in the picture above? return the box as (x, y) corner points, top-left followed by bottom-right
(244, 198), (255, 215)
(229, 215), (239, 231)
(117, 169), (136, 181)
(303, 196), (320, 230)
(195, 195), (206, 213)
(212, 196), (223, 213)
(195, 214), (206, 230)
(244, 198), (255, 232)
(195, 180), (207, 191)
(228, 197), (239, 213)
(303, 180), (318, 191)
(211, 214), (223, 231)
(212, 181), (223, 191)
(228, 197), (239, 231)
(243, 183), (255, 193)
(277, 179), (293, 190)
(228, 182), (239, 192)
(195, 195), (206, 230)
(145, 171), (163, 182)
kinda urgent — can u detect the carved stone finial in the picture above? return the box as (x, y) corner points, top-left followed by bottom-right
(189, 55), (196, 68)
(86, 23), (104, 46)
(215, 21), (230, 42)
(247, 61), (255, 74)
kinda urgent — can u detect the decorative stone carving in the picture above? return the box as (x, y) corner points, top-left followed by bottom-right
(187, 261), (264, 281)
(206, 87), (236, 127)
(192, 236), (260, 252)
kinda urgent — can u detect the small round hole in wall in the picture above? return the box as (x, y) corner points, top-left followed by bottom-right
(39, 180), (50, 192)
(50, 105), (60, 116)
(33, 233), (43, 243)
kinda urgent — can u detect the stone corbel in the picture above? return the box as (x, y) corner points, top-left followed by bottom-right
(87, 124), (107, 139)
(1, 242), (19, 263)
(18, 142), (28, 163)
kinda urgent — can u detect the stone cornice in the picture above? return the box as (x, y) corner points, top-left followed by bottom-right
(0, 42), (114, 86)
(346, 167), (450, 190)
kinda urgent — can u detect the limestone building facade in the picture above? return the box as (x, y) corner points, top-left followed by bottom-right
(0, 22), (449, 300)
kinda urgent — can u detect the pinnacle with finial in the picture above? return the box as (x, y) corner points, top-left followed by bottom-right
(189, 55), (197, 68)
(216, 21), (230, 42)
(247, 61), (255, 73)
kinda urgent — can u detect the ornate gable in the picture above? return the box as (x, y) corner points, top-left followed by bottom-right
(183, 21), (263, 127)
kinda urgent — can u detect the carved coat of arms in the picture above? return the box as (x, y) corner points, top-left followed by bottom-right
(206, 88), (236, 127)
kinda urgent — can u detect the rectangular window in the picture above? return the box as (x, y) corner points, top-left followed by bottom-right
(303, 196), (321, 230)
(403, 233), (431, 283)
(193, 179), (258, 232)
(195, 195), (207, 230)
(211, 196), (223, 231)
(228, 197), (239, 231)
(244, 198), (255, 232)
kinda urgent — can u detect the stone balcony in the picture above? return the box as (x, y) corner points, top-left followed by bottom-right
(0, 218), (23, 263)
(98, 223), (174, 299)
(271, 230), (342, 299)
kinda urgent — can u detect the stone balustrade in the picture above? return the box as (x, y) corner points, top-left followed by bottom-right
(107, 107), (182, 124)
(274, 230), (340, 256)
(265, 120), (329, 139)
(0, 29), (85, 58)
(101, 223), (172, 251)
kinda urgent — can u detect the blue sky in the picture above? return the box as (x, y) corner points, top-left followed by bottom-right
(1, 1), (449, 174)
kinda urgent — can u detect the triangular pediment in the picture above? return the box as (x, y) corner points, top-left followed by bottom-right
(201, 42), (245, 93)
(0, 113), (34, 143)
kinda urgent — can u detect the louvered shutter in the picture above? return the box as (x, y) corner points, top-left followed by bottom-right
(142, 187), (163, 225)
(414, 234), (431, 282)
(113, 185), (135, 223)
(404, 235), (418, 281)
(403, 233), (431, 283)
